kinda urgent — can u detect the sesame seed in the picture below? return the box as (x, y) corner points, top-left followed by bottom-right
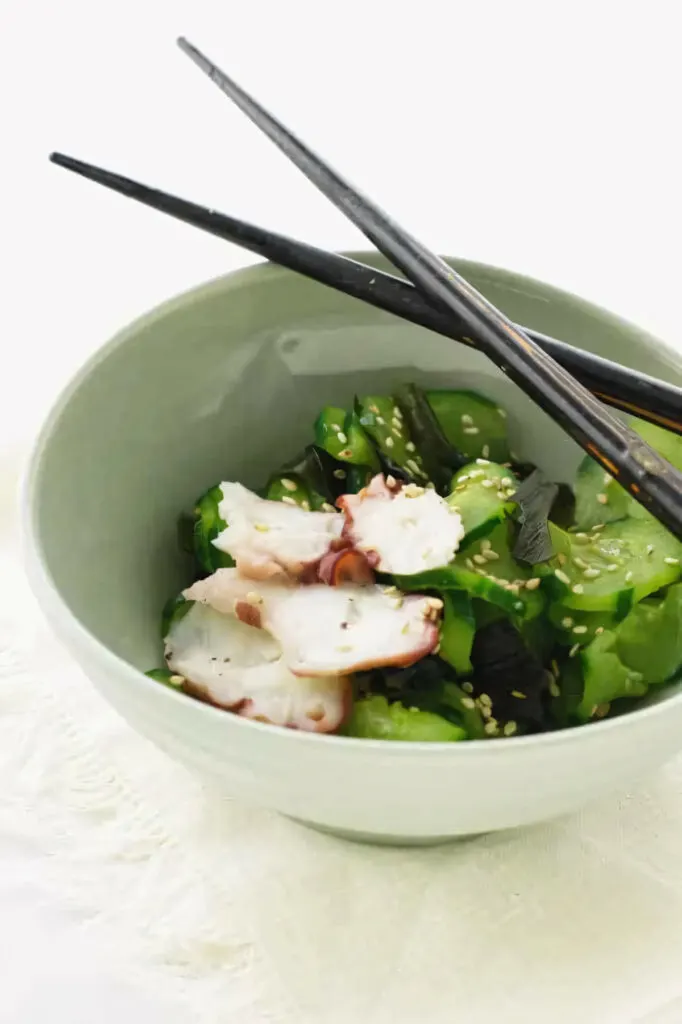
(401, 622), (410, 635)
(245, 591), (262, 605)
(646, 545), (654, 555)
(321, 502), (335, 513)
(551, 659), (559, 676)
(386, 475), (396, 488)
(339, 448), (353, 459)
(483, 550), (500, 561)
(476, 458), (491, 466)
(461, 697), (476, 709)
(479, 693), (492, 707)
(583, 567), (601, 578)
(664, 557), (680, 565)
(482, 445), (490, 458)
(572, 583), (584, 594)
(511, 690), (526, 699)
(462, 682), (474, 693)
(406, 459), (422, 475)
(465, 558), (475, 570)
(383, 585), (398, 595)
(558, 553), (567, 566)
(281, 478), (298, 492)
(514, 601), (524, 611)
(625, 571), (634, 583)
(574, 533), (589, 542)
(404, 483), (425, 498)
(606, 563), (618, 572)
(393, 406), (403, 419)
(549, 678), (561, 698)
(597, 493), (609, 505)
(481, 479), (495, 489)
(500, 477), (513, 487)
(561, 617), (574, 628)
(301, 500), (311, 511)
(503, 721), (518, 737)
(496, 491), (507, 500)
(169, 674), (185, 685)
(484, 721), (499, 735)
(469, 469), (484, 479)
(406, 441), (416, 453)
(458, 474), (470, 483)
(573, 557), (588, 570)
(569, 643), (580, 658)
(595, 626), (604, 635)
(525, 577), (542, 590)
(572, 625), (588, 634)
(375, 416), (385, 426)
(480, 538), (492, 551)
(333, 469), (346, 480)
(497, 408), (507, 418)
(337, 431), (348, 444)
(461, 413), (474, 426)
(330, 423), (341, 431)
(336, 644), (353, 653)
(384, 437), (395, 449)
(592, 523), (605, 532)
(254, 522), (271, 532)
(281, 496), (297, 507)
(427, 597), (444, 610)
(392, 597), (404, 610)
(392, 417), (402, 429)
(369, 404), (379, 414)
(464, 426), (480, 435)
(433, 643), (441, 654)
(393, 428), (402, 438)
(554, 569), (571, 585)
(473, 553), (487, 565)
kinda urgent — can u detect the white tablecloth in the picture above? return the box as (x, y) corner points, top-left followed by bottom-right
(4, 2), (682, 1020)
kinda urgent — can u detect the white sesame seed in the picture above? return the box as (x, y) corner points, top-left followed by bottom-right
(301, 500), (311, 511)
(333, 469), (346, 480)
(569, 643), (580, 658)
(339, 448), (353, 459)
(572, 625), (588, 634)
(331, 423), (341, 431)
(595, 626), (605, 635)
(500, 477), (513, 487)
(246, 591), (263, 605)
(476, 458), (491, 466)
(503, 721), (518, 737)
(511, 690), (526, 699)
(597, 493), (609, 505)
(386, 475), (396, 488)
(479, 693), (492, 707)
(337, 431), (348, 444)
(664, 557), (680, 565)
(280, 496), (297, 507)
(375, 416), (385, 426)
(369, 404), (379, 414)
(458, 474), (470, 483)
(393, 406), (403, 419)
(465, 558), (475, 570)
(481, 479), (495, 489)
(336, 644), (353, 653)
(461, 413), (474, 426)
(583, 567), (601, 578)
(462, 681), (474, 694)
(464, 426), (480, 435)
(406, 441), (416, 453)
(427, 597), (444, 610)
(606, 563), (618, 572)
(554, 569), (571, 585)
(573, 557), (588, 570)
(469, 469), (485, 479)
(646, 545), (654, 555)
(572, 583), (584, 594)
(525, 577), (542, 590)
(549, 678), (561, 698)
(321, 502), (336, 512)
(551, 660), (559, 676)
(393, 428), (402, 438)
(625, 571), (634, 583)
(482, 445), (490, 458)
(392, 417), (401, 429)
(473, 554), (487, 565)
(169, 674), (185, 685)
(514, 601), (524, 611)
(483, 549), (500, 561)
(281, 478), (298, 492)
(557, 553), (567, 566)
(484, 721), (499, 735)
(385, 436), (395, 449)
(561, 617), (574, 628)
(497, 408), (507, 418)
(592, 523), (605, 532)
(406, 459), (421, 474)
(461, 697), (476, 709)
(574, 533), (589, 542)
(496, 491), (507, 500)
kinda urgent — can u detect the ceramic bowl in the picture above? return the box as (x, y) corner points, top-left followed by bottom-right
(23, 253), (682, 845)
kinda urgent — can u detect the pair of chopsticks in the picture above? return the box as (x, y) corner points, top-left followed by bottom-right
(50, 37), (682, 539)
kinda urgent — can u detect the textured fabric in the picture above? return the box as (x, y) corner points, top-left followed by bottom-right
(4, 445), (682, 1024)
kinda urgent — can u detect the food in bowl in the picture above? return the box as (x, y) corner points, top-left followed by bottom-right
(147, 383), (682, 741)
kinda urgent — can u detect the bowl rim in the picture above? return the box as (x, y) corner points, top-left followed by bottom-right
(21, 251), (682, 755)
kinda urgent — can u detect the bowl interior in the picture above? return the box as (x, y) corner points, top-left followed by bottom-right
(28, 254), (682, 675)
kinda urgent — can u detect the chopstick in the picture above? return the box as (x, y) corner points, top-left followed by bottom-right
(48, 152), (682, 438)
(175, 37), (682, 539)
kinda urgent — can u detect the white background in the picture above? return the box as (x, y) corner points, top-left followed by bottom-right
(3, 1), (682, 1020)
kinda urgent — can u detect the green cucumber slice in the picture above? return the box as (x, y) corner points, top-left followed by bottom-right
(314, 406), (380, 470)
(534, 519), (682, 612)
(193, 486), (234, 574)
(448, 461), (518, 544)
(577, 631), (647, 721)
(344, 695), (466, 741)
(438, 590), (475, 676)
(356, 395), (428, 482)
(426, 389), (510, 463)
(615, 584), (682, 685)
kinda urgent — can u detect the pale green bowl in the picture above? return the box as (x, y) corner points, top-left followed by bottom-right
(23, 254), (682, 845)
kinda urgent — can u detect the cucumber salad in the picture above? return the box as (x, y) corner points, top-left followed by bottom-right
(148, 385), (682, 741)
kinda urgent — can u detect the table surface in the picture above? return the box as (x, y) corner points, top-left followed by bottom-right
(4, 2), (682, 1021)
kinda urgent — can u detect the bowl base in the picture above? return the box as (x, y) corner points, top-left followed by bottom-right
(287, 817), (487, 847)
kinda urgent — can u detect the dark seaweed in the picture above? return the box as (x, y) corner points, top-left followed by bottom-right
(277, 444), (347, 504)
(470, 620), (550, 729)
(511, 469), (558, 564)
(397, 384), (468, 493)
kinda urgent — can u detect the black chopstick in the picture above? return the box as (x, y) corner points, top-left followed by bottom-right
(176, 37), (682, 539)
(48, 151), (682, 438)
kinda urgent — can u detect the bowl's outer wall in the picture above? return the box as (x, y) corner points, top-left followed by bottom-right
(26, 254), (682, 840)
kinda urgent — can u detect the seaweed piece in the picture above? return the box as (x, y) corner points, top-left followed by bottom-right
(470, 620), (550, 729)
(511, 469), (558, 564)
(396, 384), (468, 493)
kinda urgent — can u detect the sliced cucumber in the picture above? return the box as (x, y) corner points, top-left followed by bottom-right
(161, 593), (194, 641)
(438, 590), (475, 676)
(615, 584), (682, 685)
(573, 456), (634, 530)
(344, 695), (467, 741)
(145, 668), (186, 689)
(396, 523), (544, 621)
(265, 474), (311, 508)
(314, 406), (380, 471)
(356, 395), (428, 482)
(426, 389), (510, 463)
(534, 519), (682, 613)
(448, 461), (518, 544)
(548, 602), (620, 648)
(577, 631), (647, 721)
(193, 486), (234, 574)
